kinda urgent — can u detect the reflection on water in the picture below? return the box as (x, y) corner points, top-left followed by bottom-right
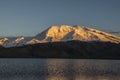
(0, 59), (120, 80)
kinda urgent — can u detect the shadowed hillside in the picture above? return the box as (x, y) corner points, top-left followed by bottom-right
(0, 40), (120, 59)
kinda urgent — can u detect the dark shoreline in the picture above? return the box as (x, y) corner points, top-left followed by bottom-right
(0, 40), (120, 59)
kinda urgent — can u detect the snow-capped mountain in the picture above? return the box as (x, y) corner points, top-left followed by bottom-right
(0, 38), (8, 45)
(35, 25), (120, 43)
(1, 37), (32, 47)
(27, 39), (41, 44)
(0, 25), (120, 47)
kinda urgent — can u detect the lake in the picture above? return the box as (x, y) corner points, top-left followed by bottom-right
(0, 59), (120, 80)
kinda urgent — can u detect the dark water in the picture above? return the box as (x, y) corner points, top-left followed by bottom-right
(0, 59), (120, 80)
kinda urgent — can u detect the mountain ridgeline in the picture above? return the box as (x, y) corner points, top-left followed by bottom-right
(0, 25), (120, 47)
(0, 25), (120, 59)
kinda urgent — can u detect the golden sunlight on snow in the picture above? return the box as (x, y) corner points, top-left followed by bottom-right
(0, 38), (8, 45)
(36, 25), (120, 43)
(0, 25), (120, 47)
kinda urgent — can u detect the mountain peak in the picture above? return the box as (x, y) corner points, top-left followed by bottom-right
(0, 25), (120, 47)
(35, 25), (120, 43)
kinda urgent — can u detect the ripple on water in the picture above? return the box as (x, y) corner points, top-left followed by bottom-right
(0, 59), (119, 80)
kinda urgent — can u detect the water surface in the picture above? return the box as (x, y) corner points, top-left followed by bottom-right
(0, 59), (120, 80)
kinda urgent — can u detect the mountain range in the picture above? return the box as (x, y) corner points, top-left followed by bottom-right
(0, 25), (120, 59)
(0, 25), (120, 47)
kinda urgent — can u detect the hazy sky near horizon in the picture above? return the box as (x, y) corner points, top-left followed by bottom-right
(0, 0), (120, 36)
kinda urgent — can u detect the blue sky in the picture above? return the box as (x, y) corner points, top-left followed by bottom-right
(0, 0), (120, 36)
